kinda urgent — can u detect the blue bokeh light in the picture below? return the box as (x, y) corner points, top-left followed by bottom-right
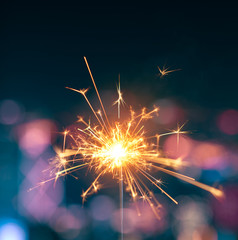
(0, 219), (27, 240)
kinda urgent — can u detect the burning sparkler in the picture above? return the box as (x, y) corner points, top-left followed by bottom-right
(30, 57), (223, 223)
(157, 65), (181, 78)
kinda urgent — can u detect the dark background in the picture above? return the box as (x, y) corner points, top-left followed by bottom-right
(1, 2), (238, 112)
(1, 2), (238, 240)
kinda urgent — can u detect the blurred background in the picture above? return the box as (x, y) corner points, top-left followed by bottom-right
(1, 2), (238, 240)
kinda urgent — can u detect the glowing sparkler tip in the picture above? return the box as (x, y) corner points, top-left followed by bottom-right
(211, 187), (225, 200)
(157, 65), (181, 78)
(77, 116), (84, 122)
(65, 87), (89, 96)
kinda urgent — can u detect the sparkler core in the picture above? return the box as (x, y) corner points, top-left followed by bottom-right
(86, 122), (146, 173)
(106, 143), (126, 167)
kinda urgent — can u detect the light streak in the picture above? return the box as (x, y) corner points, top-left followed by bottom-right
(32, 57), (224, 220)
(157, 65), (181, 78)
(113, 74), (125, 119)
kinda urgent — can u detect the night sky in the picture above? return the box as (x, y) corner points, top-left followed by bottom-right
(1, 3), (238, 113)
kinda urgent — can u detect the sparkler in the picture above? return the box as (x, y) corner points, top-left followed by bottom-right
(31, 57), (224, 226)
(157, 65), (181, 78)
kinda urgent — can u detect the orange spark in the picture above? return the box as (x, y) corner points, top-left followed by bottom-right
(157, 65), (181, 78)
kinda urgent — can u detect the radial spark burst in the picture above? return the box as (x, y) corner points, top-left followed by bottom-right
(31, 57), (223, 218)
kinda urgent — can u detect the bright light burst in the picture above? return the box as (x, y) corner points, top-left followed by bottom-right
(31, 57), (223, 219)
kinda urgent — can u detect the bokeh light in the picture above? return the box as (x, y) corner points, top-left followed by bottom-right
(174, 196), (212, 240)
(111, 208), (137, 234)
(0, 100), (23, 125)
(90, 195), (116, 221)
(132, 199), (167, 234)
(192, 225), (217, 240)
(212, 185), (238, 230)
(163, 134), (193, 159)
(191, 142), (227, 170)
(0, 219), (28, 240)
(49, 205), (88, 239)
(217, 109), (238, 135)
(16, 119), (56, 157)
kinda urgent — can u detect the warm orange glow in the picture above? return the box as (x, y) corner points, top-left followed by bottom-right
(103, 143), (126, 167)
(31, 57), (224, 219)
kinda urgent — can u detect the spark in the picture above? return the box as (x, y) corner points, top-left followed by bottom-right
(113, 74), (125, 119)
(157, 65), (181, 78)
(32, 57), (224, 219)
